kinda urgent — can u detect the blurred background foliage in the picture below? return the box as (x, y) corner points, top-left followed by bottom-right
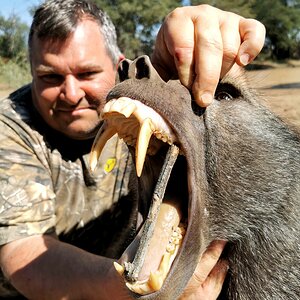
(1, 0), (300, 88)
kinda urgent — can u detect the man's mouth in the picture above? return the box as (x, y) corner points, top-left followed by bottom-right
(54, 106), (96, 113)
(53, 98), (99, 114)
(89, 97), (189, 295)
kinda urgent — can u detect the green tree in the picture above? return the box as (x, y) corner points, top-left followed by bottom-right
(94, 0), (181, 58)
(189, 0), (255, 18)
(252, 0), (300, 60)
(0, 13), (29, 62)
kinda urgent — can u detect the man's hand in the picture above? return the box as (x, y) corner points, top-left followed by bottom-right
(179, 240), (228, 300)
(0, 234), (132, 300)
(152, 5), (266, 107)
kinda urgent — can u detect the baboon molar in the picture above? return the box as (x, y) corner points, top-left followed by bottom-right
(90, 55), (300, 300)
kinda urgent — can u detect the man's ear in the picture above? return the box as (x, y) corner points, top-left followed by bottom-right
(116, 54), (126, 69)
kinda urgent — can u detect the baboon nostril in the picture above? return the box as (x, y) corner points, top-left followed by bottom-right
(118, 60), (130, 82)
(136, 56), (151, 79)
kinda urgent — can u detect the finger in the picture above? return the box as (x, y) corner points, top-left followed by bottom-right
(208, 259), (229, 286)
(192, 240), (227, 284)
(171, 16), (195, 89)
(152, 7), (195, 86)
(192, 11), (223, 107)
(202, 259), (229, 300)
(237, 18), (266, 66)
(179, 240), (227, 299)
(219, 13), (242, 78)
(151, 26), (176, 82)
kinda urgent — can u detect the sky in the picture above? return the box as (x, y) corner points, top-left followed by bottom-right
(1, 0), (41, 25)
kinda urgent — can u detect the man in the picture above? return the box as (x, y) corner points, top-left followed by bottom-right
(0, 0), (265, 299)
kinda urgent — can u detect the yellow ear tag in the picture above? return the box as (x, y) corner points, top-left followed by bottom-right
(104, 158), (116, 173)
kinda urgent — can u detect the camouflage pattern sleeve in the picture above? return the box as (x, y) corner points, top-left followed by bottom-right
(0, 100), (56, 245)
(0, 87), (134, 297)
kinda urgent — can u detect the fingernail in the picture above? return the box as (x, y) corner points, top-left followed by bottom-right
(240, 53), (250, 66)
(200, 93), (213, 107)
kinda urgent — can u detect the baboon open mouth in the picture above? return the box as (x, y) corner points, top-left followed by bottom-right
(89, 96), (189, 295)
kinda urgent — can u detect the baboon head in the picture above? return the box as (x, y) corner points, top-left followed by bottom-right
(90, 56), (300, 299)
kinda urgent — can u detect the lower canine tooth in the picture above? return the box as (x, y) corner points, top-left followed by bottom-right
(122, 224), (186, 296)
(149, 271), (164, 291)
(113, 262), (125, 276)
(89, 125), (117, 172)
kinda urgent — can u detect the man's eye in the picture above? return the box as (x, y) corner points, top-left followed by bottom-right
(40, 74), (63, 84)
(77, 72), (98, 79)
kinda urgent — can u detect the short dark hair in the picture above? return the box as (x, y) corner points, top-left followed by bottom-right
(28, 0), (121, 65)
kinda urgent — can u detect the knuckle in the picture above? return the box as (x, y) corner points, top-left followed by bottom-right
(251, 18), (266, 32)
(223, 45), (239, 64)
(194, 4), (218, 22)
(167, 7), (187, 20)
(174, 46), (194, 63)
(195, 4), (216, 15)
(168, 4), (217, 22)
(192, 270), (207, 284)
(256, 20), (266, 37)
(203, 37), (223, 53)
(244, 18), (266, 38)
(239, 18), (266, 55)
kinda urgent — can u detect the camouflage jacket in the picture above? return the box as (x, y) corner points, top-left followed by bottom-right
(0, 85), (134, 297)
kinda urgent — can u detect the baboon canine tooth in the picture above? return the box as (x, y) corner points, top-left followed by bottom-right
(149, 271), (164, 291)
(136, 118), (155, 177)
(113, 262), (125, 276)
(148, 252), (171, 291)
(159, 252), (171, 274)
(89, 126), (117, 172)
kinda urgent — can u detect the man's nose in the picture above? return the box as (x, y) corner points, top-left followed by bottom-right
(60, 75), (85, 104)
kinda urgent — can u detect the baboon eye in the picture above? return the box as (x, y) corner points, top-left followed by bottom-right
(214, 83), (241, 101)
(215, 91), (233, 101)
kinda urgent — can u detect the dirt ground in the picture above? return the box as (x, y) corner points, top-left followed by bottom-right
(246, 63), (300, 128)
(1, 63), (300, 127)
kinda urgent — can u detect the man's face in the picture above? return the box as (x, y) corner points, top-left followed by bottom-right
(31, 19), (120, 139)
